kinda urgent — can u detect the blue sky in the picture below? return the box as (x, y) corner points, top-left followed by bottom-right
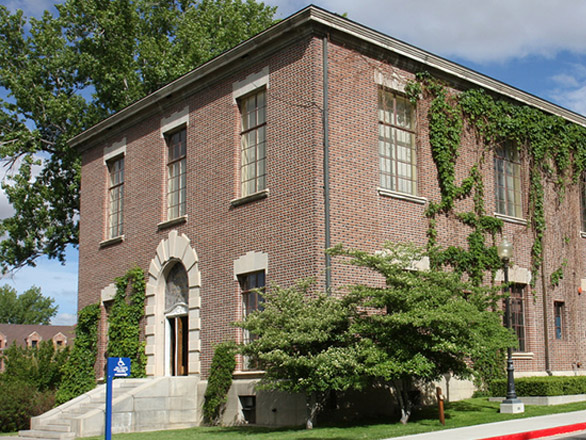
(3, 0), (586, 325)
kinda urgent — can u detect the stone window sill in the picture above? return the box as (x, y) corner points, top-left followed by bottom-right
(233, 370), (265, 379)
(157, 215), (188, 231)
(99, 235), (124, 248)
(377, 188), (427, 205)
(231, 189), (269, 207)
(494, 213), (527, 226)
(512, 352), (534, 360)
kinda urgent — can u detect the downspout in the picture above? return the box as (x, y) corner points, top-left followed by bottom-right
(323, 34), (332, 293)
(541, 247), (552, 374)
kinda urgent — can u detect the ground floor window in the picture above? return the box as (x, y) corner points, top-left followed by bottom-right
(510, 284), (526, 352)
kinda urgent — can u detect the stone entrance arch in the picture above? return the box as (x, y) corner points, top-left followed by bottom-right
(144, 230), (201, 376)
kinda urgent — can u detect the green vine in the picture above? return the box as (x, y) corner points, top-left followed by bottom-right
(407, 73), (586, 287)
(550, 260), (567, 287)
(56, 303), (100, 404)
(107, 267), (147, 377)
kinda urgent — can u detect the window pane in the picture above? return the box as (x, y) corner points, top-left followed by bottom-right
(167, 129), (187, 220)
(494, 143), (521, 217)
(378, 90), (416, 194)
(240, 90), (267, 197)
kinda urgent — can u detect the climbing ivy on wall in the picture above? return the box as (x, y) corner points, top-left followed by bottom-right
(55, 303), (100, 404)
(107, 267), (147, 377)
(406, 72), (586, 286)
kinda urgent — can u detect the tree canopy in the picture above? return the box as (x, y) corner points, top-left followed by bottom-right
(238, 243), (515, 427)
(0, 0), (277, 271)
(0, 285), (57, 324)
(238, 279), (365, 429)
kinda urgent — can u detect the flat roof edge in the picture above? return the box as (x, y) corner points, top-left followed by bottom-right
(70, 5), (586, 150)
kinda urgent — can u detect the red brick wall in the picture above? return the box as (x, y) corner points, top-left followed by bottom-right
(78, 30), (586, 378)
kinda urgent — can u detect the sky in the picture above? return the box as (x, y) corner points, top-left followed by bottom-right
(2, 0), (586, 325)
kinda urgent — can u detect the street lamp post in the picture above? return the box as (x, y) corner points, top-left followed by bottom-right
(498, 236), (525, 414)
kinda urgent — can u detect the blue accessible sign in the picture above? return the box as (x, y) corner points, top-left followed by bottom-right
(108, 357), (131, 377)
(105, 357), (131, 440)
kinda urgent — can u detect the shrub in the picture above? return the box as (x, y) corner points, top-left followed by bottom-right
(203, 341), (237, 425)
(0, 380), (55, 432)
(489, 376), (586, 397)
(2, 340), (69, 391)
(56, 304), (100, 404)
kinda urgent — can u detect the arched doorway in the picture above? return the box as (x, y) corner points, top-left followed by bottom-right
(165, 262), (189, 376)
(144, 230), (201, 377)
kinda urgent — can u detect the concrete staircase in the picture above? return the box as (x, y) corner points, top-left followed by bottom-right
(19, 377), (200, 439)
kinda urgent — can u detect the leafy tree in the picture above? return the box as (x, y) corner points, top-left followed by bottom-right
(0, 340), (69, 431)
(237, 279), (365, 429)
(0, 285), (57, 324)
(239, 244), (515, 427)
(1, 340), (69, 391)
(0, 0), (277, 271)
(329, 243), (515, 424)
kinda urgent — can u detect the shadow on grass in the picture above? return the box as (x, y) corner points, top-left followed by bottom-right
(195, 425), (365, 440)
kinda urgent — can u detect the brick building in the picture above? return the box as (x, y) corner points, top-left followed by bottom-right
(0, 324), (74, 372)
(70, 6), (586, 424)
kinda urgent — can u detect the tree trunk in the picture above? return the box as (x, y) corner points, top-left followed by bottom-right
(305, 392), (321, 429)
(392, 380), (413, 424)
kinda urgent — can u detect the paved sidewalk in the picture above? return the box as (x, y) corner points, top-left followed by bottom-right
(385, 410), (586, 440)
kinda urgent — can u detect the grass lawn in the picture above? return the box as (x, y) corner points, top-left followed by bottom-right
(81, 398), (586, 440)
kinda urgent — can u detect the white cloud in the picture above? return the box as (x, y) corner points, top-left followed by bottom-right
(52, 312), (77, 326)
(551, 85), (586, 117)
(270, 0), (586, 63)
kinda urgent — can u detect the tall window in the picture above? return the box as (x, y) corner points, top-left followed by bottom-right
(239, 270), (265, 319)
(239, 270), (265, 369)
(581, 174), (586, 231)
(554, 301), (565, 340)
(494, 142), (522, 218)
(108, 156), (124, 238)
(510, 284), (526, 352)
(378, 89), (417, 195)
(167, 128), (186, 219)
(240, 90), (266, 197)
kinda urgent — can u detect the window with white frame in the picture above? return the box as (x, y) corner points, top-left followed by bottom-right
(167, 128), (187, 219)
(239, 270), (265, 322)
(378, 89), (417, 195)
(239, 90), (266, 197)
(580, 173), (586, 232)
(107, 156), (124, 238)
(494, 142), (522, 218)
(239, 270), (265, 370)
(510, 284), (526, 352)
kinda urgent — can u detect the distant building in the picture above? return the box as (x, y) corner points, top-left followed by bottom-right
(69, 5), (586, 425)
(0, 324), (74, 372)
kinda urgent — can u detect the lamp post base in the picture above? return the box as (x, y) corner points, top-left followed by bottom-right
(500, 399), (525, 414)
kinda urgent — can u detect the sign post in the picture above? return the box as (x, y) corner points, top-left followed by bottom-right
(105, 357), (131, 440)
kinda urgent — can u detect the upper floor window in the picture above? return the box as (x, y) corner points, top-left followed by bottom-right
(378, 89), (417, 195)
(107, 156), (124, 238)
(167, 128), (186, 219)
(240, 90), (266, 197)
(494, 142), (522, 218)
